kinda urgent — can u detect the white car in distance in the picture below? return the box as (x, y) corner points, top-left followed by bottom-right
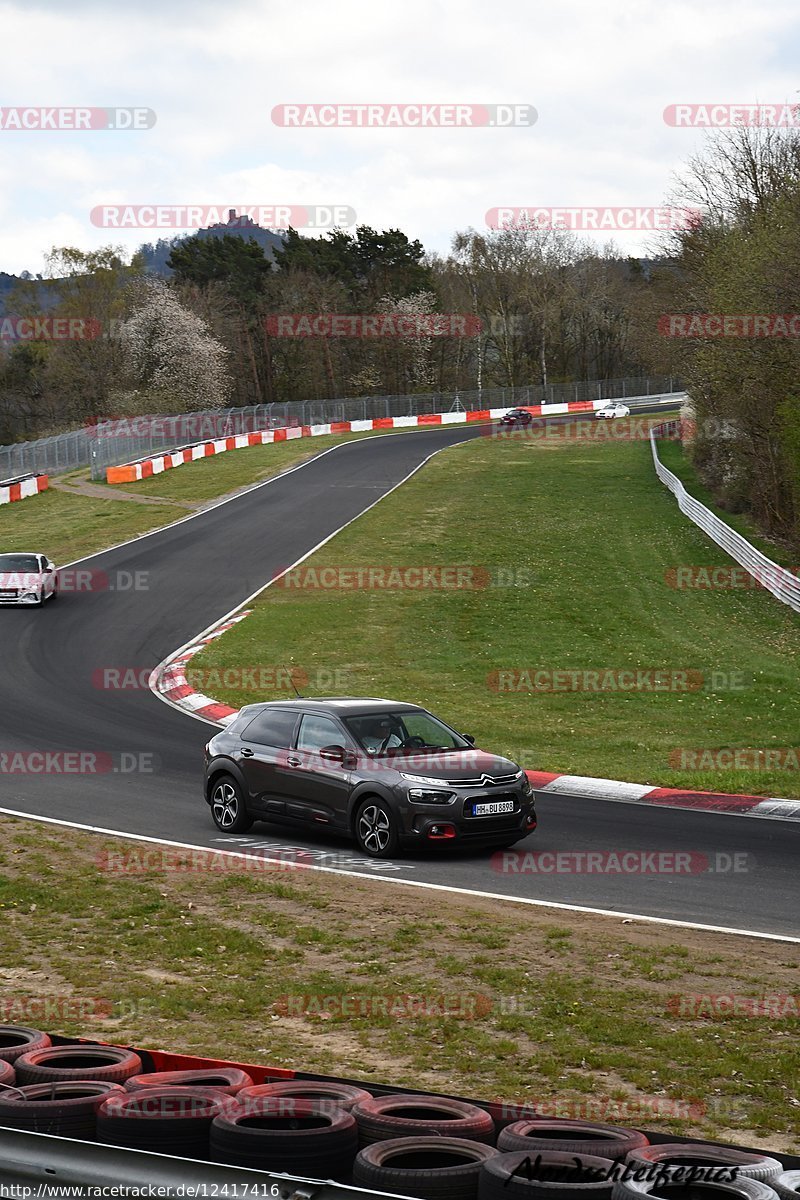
(0, 552), (59, 606)
(595, 402), (631, 419)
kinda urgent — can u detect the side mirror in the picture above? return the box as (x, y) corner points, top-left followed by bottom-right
(463, 734), (475, 746)
(320, 745), (357, 768)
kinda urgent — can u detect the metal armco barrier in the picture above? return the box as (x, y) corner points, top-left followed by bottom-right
(651, 421), (800, 614)
(0, 1126), (370, 1196)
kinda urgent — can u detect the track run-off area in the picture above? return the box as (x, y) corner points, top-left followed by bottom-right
(1, 418), (797, 940)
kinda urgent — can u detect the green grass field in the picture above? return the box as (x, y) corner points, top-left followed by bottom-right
(191, 430), (800, 797)
(0, 815), (796, 1149)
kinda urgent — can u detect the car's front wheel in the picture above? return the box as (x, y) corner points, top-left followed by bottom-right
(210, 775), (253, 834)
(355, 798), (399, 859)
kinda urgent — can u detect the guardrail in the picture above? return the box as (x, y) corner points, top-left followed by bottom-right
(650, 421), (800, 615)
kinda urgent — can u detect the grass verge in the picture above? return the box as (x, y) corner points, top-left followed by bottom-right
(191, 429), (800, 797)
(0, 816), (796, 1151)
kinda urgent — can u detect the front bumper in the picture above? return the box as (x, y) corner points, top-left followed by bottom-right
(0, 591), (40, 605)
(398, 785), (537, 846)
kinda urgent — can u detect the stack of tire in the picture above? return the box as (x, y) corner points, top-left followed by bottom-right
(0, 1029), (796, 1199)
(477, 1123), (789, 1200)
(0, 1028), (137, 1140)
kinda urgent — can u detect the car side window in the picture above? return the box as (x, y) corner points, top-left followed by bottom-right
(296, 714), (346, 753)
(240, 709), (298, 747)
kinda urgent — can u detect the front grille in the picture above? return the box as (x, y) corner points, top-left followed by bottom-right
(0, 590), (20, 598)
(447, 772), (519, 788)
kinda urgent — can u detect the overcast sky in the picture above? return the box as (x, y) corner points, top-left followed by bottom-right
(1, 0), (798, 275)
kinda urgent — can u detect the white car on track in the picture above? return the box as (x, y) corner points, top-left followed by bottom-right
(595, 402), (631, 419)
(0, 552), (58, 606)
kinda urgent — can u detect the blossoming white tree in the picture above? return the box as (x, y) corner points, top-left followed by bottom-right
(120, 278), (232, 410)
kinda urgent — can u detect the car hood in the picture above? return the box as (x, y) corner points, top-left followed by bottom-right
(0, 571), (44, 587)
(363, 749), (523, 782)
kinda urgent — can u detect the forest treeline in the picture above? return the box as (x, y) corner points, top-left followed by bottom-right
(1, 126), (798, 547)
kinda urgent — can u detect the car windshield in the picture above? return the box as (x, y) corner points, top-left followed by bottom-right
(344, 710), (469, 756)
(0, 554), (40, 572)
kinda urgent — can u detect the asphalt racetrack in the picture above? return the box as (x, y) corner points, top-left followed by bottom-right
(1, 418), (797, 938)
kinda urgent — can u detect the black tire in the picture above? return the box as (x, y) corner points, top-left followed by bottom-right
(498, 1119), (648, 1161)
(479, 1149), (618, 1198)
(238, 1080), (372, 1113)
(210, 1098), (357, 1180)
(210, 774), (253, 834)
(625, 1144), (783, 1183)
(611, 1177), (780, 1200)
(0, 1081), (125, 1140)
(354, 797), (400, 858)
(0, 1061), (15, 1088)
(14, 1045), (143, 1086)
(125, 1068), (254, 1096)
(774, 1172), (800, 1200)
(97, 1087), (233, 1159)
(0, 1026), (51, 1066)
(352, 1093), (495, 1147)
(49, 582), (58, 601)
(354, 1135), (498, 1200)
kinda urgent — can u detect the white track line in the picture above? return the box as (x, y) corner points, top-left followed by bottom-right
(0, 807), (796, 944)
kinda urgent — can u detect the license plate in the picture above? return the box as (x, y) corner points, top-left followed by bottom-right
(473, 800), (514, 816)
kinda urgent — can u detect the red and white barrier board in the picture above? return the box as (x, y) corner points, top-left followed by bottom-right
(0, 472), (49, 506)
(106, 401), (607, 484)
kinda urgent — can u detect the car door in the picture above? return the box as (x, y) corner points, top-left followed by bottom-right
(280, 712), (356, 831)
(234, 708), (301, 816)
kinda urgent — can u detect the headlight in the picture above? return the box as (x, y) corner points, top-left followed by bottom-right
(407, 788), (455, 805)
(400, 772), (450, 786)
(520, 774), (533, 795)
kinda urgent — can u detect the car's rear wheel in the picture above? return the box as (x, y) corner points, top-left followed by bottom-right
(355, 798), (399, 858)
(210, 775), (253, 834)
